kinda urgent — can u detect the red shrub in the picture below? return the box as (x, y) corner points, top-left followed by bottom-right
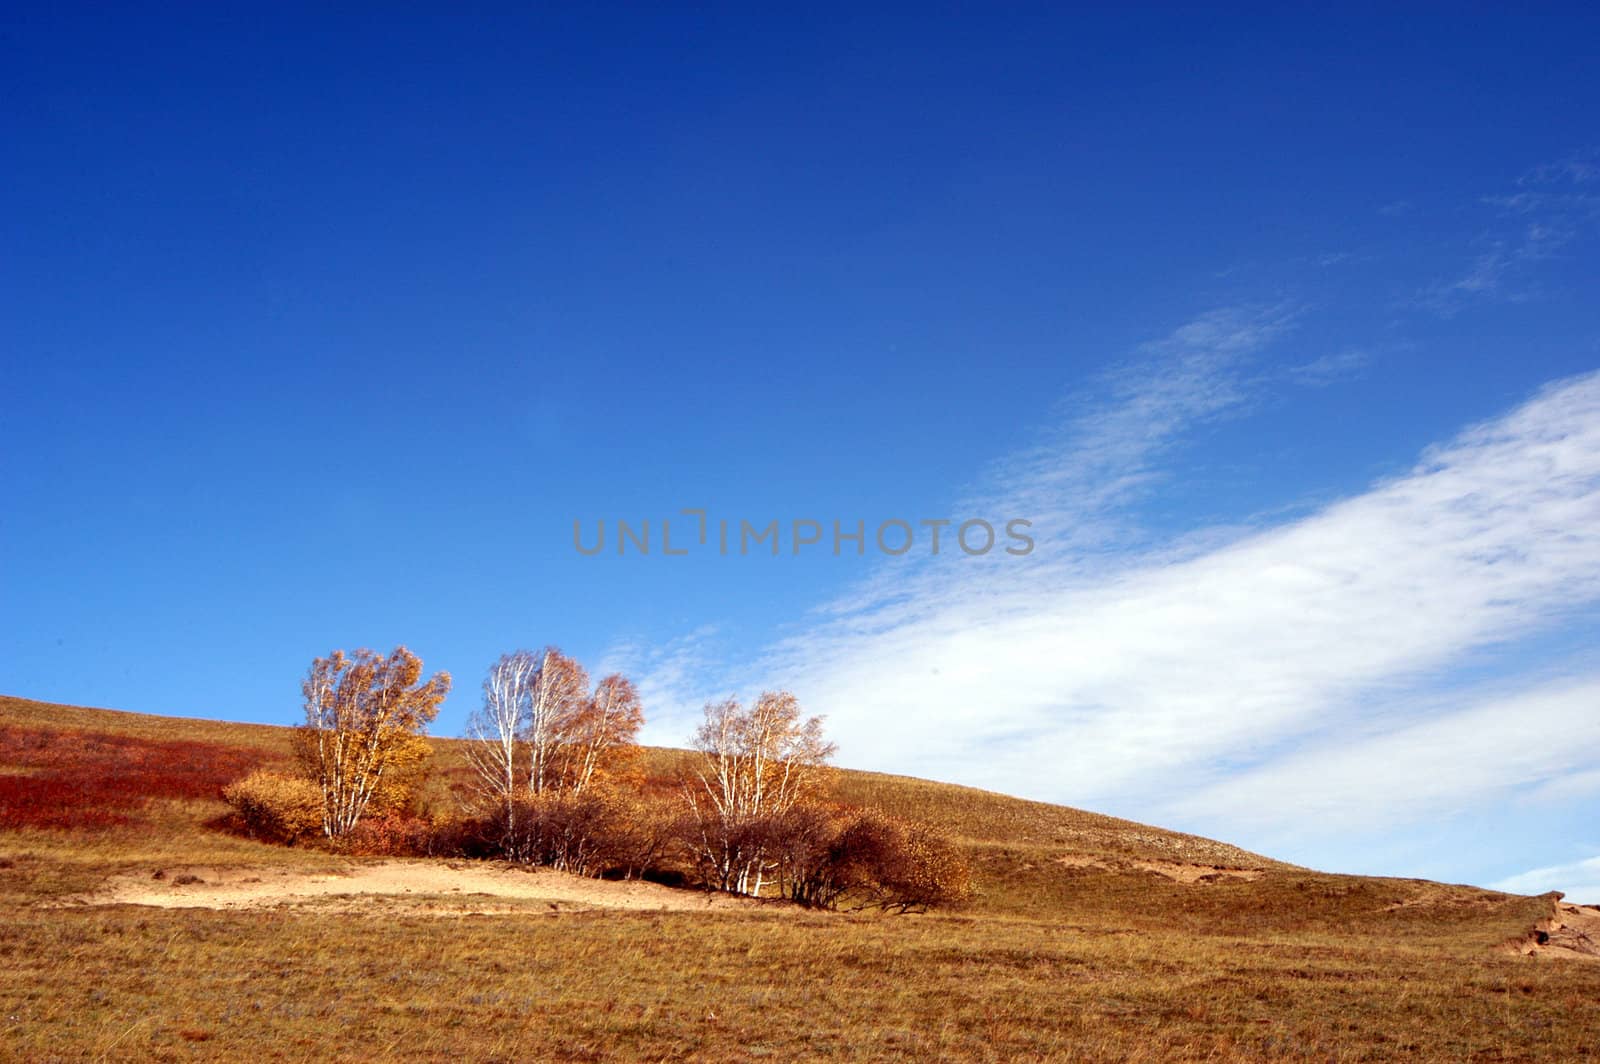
(0, 724), (269, 831)
(341, 811), (451, 856)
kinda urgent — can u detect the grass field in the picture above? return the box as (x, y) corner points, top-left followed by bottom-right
(1, 694), (1596, 1061)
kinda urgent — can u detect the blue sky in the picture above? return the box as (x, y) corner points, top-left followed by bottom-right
(4, 7), (1599, 899)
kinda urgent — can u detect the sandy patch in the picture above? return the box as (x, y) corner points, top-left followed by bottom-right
(1052, 854), (1108, 870)
(74, 859), (766, 917)
(1131, 860), (1264, 884)
(1508, 902), (1600, 962)
(1050, 853), (1263, 883)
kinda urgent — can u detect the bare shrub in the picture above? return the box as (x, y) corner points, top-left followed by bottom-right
(341, 811), (444, 856)
(222, 770), (323, 845)
(841, 811), (973, 913)
(476, 785), (668, 878)
(765, 806), (972, 912)
(766, 803), (856, 908)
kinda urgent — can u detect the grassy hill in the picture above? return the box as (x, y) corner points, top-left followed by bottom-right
(2, 693), (1596, 1061)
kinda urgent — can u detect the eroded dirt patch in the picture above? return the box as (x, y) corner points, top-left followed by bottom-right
(1051, 852), (1265, 883)
(72, 859), (766, 916)
(1508, 901), (1600, 962)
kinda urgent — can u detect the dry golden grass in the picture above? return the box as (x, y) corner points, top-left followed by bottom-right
(2, 694), (1597, 1061)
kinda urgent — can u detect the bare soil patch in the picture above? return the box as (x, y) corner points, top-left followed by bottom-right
(1131, 859), (1264, 883)
(72, 859), (767, 916)
(1051, 852), (1264, 883)
(1509, 901), (1600, 962)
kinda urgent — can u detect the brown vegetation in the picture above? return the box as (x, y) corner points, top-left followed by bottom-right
(2, 694), (1598, 1060)
(0, 721), (265, 831)
(220, 770), (323, 844)
(770, 805), (973, 911)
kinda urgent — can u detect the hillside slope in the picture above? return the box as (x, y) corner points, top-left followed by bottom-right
(3, 692), (1596, 1061)
(0, 692), (1561, 934)
(1, 693), (1273, 866)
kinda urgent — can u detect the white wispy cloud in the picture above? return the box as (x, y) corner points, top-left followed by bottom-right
(623, 300), (1600, 886)
(1286, 348), (1370, 387)
(1182, 676), (1600, 834)
(1492, 856), (1600, 905)
(720, 356), (1600, 836)
(1517, 151), (1600, 190)
(795, 304), (1298, 631)
(599, 624), (726, 746)
(1422, 225), (1570, 307)
(1417, 158), (1600, 314)
(752, 348), (1600, 806)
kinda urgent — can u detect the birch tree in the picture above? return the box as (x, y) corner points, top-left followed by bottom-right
(296, 647), (451, 838)
(462, 649), (648, 868)
(561, 673), (644, 795)
(686, 691), (835, 895)
(466, 651), (646, 802)
(465, 650), (538, 829)
(524, 647), (588, 795)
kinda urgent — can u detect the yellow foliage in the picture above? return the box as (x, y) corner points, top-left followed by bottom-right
(222, 770), (323, 845)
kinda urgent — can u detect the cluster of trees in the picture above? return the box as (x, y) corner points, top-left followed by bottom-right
(684, 692), (834, 895)
(675, 693), (968, 910)
(225, 645), (970, 911)
(462, 648), (644, 871)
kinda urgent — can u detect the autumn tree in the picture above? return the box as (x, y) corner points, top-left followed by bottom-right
(524, 647), (589, 795)
(685, 691), (835, 895)
(465, 650), (539, 831)
(463, 649), (645, 867)
(558, 672), (644, 795)
(466, 648), (645, 802)
(296, 646), (451, 839)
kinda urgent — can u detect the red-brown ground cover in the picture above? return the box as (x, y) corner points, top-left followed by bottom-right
(0, 723), (267, 830)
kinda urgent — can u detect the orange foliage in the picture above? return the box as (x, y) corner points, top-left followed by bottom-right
(465, 650), (645, 830)
(221, 770), (323, 844)
(296, 646), (451, 838)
